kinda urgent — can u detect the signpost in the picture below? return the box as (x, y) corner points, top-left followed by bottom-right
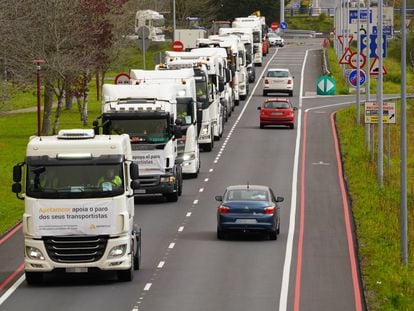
(364, 101), (396, 124)
(316, 75), (336, 95)
(114, 73), (131, 85)
(270, 21), (279, 31)
(348, 69), (366, 87)
(172, 40), (184, 52)
(339, 48), (353, 65)
(280, 21), (288, 30)
(349, 52), (366, 69)
(137, 26), (151, 69)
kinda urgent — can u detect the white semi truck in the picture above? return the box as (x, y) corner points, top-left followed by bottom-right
(232, 16), (263, 66)
(12, 129), (141, 284)
(129, 68), (200, 178)
(97, 84), (184, 202)
(135, 10), (165, 41)
(164, 51), (222, 151)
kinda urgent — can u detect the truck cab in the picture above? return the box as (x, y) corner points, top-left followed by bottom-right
(12, 129), (141, 284)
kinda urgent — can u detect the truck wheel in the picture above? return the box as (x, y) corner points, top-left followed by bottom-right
(165, 192), (178, 202)
(25, 271), (43, 285)
(117, 256), (134, 282)
(177, 169), (183, 196)
(234, 100), (239, 106)
(133, 232), (141, 270)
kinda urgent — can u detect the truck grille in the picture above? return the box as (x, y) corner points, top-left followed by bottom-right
(138, 175), (160, 187)
(44, 236), (108, 263)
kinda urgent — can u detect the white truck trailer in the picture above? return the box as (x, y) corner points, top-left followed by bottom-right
(129, 68), (200, 178)
(173, 29), (207, 51)
(135, 10), (165, 41)
(12, 129), (141, 284)
(98, 84), (184, 202)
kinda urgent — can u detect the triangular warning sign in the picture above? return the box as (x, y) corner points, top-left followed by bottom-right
(338, 35), (354, 47)
(369, 56), (387, 75)
(339, 48), (352, 65)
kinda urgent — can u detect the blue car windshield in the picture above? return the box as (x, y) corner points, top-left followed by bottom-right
(225, 190), (269, 201)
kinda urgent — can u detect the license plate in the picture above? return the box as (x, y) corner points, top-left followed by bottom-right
(66, 267), (88, 273)
(136, 189), (146, 194)
(236, 219), (257, 224)
(271, 112), (282, 115)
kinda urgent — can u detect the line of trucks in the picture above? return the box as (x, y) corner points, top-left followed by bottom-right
(11, 14), (271, 284)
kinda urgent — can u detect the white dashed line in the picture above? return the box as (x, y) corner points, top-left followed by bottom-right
(204, 178), (209, 182)
(193, 199), (199, 205)
(209, 168), (213, 172)
(178, 226), (184, 232)
(168, 243), (175, 249)
(144, 283), (152, 291)
(157, 261), (165, 268)
(199, 188), (204, 192)
(186, 212), (192, 217)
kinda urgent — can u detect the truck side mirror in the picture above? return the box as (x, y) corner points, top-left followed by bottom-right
(12, 183), (24, 200)
(130, 179), (140, 190)
(93, 120), (100, 135)
(174, 125), (183, 139)
(215, 195), (223, 201)
(218, 77), (225, 92)
(130, 162), (139, 180)
(225, 68), (231, 83)
(13, 164), (23, 182)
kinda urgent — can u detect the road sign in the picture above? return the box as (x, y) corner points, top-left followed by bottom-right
(339, 48), (353, 65)
(137, 37), (151, 52)
(270, 21), (279, 31)
(360, 34), (387, 58)
(114, 73), (130, 85)
(372, 25), (393, 37)
(369, 56), (387, 76)
(172, 40), (184, 52)
(338, 35), (353, 47)
(137, 26), (150, 39)
(280, 22), (288, 30)
(349, 52), (366, 69)
(348, 9), (372, 24)
(364, 101), (396, 124)
(316, 75), (336, 95)
(348, 69), (366, 87)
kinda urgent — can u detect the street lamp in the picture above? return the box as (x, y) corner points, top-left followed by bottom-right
(32, 58), (46, 136)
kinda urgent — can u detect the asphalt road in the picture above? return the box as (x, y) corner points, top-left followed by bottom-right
(0, 38), (365, 311)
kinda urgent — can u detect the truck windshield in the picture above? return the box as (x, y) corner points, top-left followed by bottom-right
(110, 119), (169, 143)
(26, 164), (124, 198)
(177, 101), (194, 125)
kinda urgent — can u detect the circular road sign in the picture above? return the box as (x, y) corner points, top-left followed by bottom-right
(348, 69), (366, 87)
(280, 21), (288, 30)
(349, 52), (366, 69)
(270, 21), (279, 31)
(172, 40), (184, 52)
(114, 73), (130, 85)
(137, 26), (150, 39)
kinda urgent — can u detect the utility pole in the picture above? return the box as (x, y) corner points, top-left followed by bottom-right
(32, 59), (46, 136)
(377, 0), (384, 187)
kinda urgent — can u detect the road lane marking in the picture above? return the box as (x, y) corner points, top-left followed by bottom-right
(168, 243), (175, 249)
(157, 261), (165, 268)
(143, 283), (152, 291)
(0, 275), (25, 306)
(193, 199), (198, 205)
(186, 212), (192, 217)
(178, 226), (184, 232)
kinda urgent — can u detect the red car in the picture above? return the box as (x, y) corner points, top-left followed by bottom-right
(258, 98), (297, 129)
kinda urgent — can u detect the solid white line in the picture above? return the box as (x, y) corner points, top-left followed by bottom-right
(168, 243), (175, 249)
(157, 261), (165, 268)
(144, 283), (152, 291)
(279, 49), (308, 311)
(0, 275), (25, 306)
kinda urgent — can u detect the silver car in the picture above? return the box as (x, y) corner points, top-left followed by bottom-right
(268, 33), (284, 47)
(262, 68), (294, 97)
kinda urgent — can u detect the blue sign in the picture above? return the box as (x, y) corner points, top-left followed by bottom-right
(280, 22), (288, 30)
(349, 9), (372, 24)
(348, 69), (366, 87)
(360, 34), (387, 58)
(372, 25), (393, 37)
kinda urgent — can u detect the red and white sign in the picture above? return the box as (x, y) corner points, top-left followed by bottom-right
(339, 48), (353, 65)
(322, 38), (329, 48)
(349, 52), (366, 69)
(369, 56), (387, 76)
(270, 21), (279, 31)
(338, 35), (354, 47)
(172, 40), (184, 52)
(114, 73), (130, 85)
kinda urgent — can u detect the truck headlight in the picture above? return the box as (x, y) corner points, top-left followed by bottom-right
(160, 176), (175, 183)
(201, 124), (209, 136)
(109, 244), (127, 258)
(26, 246), (45, 260)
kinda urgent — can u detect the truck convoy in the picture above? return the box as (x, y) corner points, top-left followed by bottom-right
(98, 83), (184, 202)
(12, 129), (141, 284)
(135, 10), (166, 41)
(129, 68), (200, 178)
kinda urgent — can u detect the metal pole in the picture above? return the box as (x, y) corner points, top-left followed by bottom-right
(36, 64), (41, 136)
(365, 0), (371, 151)
(400, 0), (408, 265)
(281, 0), (285, 24)
(142, 36), (146, 70)
(377, 0), (383, 187)
(173, 0), (176, 42)
(356, 0), (361, 125)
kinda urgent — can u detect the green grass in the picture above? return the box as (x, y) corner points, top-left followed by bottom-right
(335, 101), (414, 310)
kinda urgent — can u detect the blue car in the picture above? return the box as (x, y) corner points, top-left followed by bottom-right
(215, 185), (284, 240)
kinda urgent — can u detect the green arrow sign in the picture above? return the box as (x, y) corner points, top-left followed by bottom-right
(316, 75), (336, 95)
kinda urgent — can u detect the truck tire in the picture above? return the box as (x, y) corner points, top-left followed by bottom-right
(165, 192), (178, 202)
(117, 255), (134, 282)
(25, 271), (43, 285)
(133, 230), (141, 270)
(177, 167), (183, 196)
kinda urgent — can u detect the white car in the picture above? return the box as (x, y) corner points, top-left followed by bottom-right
(262, 68), (294, 97)
(268, 33), (284, 47)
